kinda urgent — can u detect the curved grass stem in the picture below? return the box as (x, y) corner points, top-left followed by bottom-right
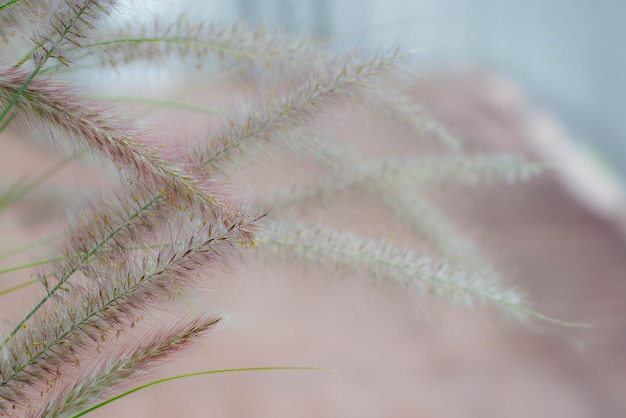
(73, 366), (335, 417)
(0, 193), (162, 349)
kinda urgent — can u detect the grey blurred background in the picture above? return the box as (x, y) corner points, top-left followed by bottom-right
(153, 0), (626, 186)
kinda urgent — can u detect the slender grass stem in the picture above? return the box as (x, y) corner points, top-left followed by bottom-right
(0, 112), (15, 134)
(0, 175), (28, 208)
(85, 37), (253, 59)
(73, 366), (334, 417)
(0, 257), (63, 276)
(0, 279), (37, 297)
(0, 193), (162, 349)
(13, 46), (37, 69)
(0, 153), (77, 211)
(0, 0), (20, 11)
(0, 68), (38, 125)
(0, 233), (63, 261)
(92, 95), (222, 116)
(0, 241), (188, 277)
(41, 37), (257, 74)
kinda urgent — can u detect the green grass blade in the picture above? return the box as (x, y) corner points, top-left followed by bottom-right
(0, 257), (62, 276)
(0, 232), (64, 261)
(0, 279), (37, 297)
(92, 95), (222, 116)
(73, 366), (334, 417)
(0, 0), (21, 11)
(0, 175), (29, 209)
(0, 112), (16, 134)
(0, 153), (76, 211)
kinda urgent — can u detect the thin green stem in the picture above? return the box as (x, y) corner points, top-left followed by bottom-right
(13, 46), (37, 69)
(0, 257), (63, 275)
(0, 240), (188, 277)
(0, 279), (37, 297)
(0, 0), (20, 11)
(73, 366), (334, 417)
(0, 193), (162, 349)
(0, 153), (77, 211)
(0, 68), (38, 125)
(0, 112), (15, 135)
(0, 232), (63, 261)
(0, 175), (28, 208)
(92, 95), (222, 116)
(84, 37), (253, 59)
(41, 36), (259, 75)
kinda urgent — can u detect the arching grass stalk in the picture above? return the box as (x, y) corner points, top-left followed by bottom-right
(45, 16), (329, 74)
(0, 205), (259, 411)
(189, 50), (402, 176)
(259, 221), (590, 328)
(39, 37), (254, 75)
(73, 366), (336, 418)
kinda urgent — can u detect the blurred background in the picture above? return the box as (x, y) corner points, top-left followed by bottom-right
(142, 0), (626, 213)
(238, 0), (626, 186)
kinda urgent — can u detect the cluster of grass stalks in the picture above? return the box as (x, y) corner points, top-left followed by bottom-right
(0, 1), (579, 416)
